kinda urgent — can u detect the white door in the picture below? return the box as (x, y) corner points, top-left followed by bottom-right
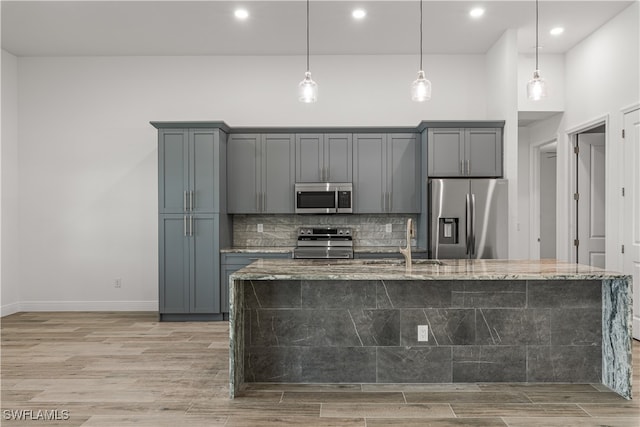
(576, 133), (606, 268)
(623, 109), (640, 340)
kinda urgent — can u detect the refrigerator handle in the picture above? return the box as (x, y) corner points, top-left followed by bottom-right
(465, 193), (471, 256)
(470, 194), (476, 256)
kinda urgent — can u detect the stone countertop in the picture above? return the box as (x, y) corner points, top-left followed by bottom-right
(230, 258), (629, 281)
(220, 246), (427, 254)
(220, 247), (294, 254)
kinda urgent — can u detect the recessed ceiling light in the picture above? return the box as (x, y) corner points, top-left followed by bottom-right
(550, 27), (565, 36)
(352, 9), (366, 19)
(234, 9), (249, 20)
(469, 7), (485, 18)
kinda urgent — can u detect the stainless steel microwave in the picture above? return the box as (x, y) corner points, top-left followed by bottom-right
(295, 183), (353, 214)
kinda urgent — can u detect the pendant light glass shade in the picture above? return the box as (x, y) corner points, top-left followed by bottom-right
(299, 0), (317, 103)
(412, 0), (430, 102)
(527, 0), (547, 101)
(527, 70), (547, 101)
(411, 70), (431, 102)
(298, 71), (318, 103)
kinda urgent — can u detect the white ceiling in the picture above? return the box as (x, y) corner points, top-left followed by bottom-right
(1, 1), (634, 57)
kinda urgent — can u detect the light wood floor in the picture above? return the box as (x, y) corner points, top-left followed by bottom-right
(1, 312), (639, 426)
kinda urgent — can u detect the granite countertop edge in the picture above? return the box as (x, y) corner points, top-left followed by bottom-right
(220, 246), (427, 254)
(229, 259), (630, 281)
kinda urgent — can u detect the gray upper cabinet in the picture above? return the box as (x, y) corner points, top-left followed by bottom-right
(228, 134), (295, 214)
(353, 133), (420, 213)
(295, 134), (352, 182)
(159, 129), (225, 214)
(427, 127), (502, 177)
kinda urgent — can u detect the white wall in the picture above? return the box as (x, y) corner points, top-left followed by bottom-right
(562, 1), (639, 271)
(486, 29), (521, 259)
(1, 50), (20, 316)
(13, 54), (489, 311)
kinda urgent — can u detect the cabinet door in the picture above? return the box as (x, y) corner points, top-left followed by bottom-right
(190, 129), (219, 213)
(325, 134), (353, 182)
(159, 215), (189, 313)
(295, 134), (323, 182)
(465, 128), (502, 177)
(262, 134), (295, 213)
(353, 134), (386, 213)
(388, 133), (420, 213)
(190, 214), (220, 313)
(427, 128), (465, 177)
(227, 134), (260, 213)
(158, 130), (189, 214)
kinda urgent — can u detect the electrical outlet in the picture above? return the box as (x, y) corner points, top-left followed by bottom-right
(257, 224), (263, 233)
(385, 223), (392, 233)
(417, 325), (428, 342)
(114, 278), (122, 288)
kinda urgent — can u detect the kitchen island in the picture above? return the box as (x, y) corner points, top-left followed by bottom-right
(229, 259), (632, 399)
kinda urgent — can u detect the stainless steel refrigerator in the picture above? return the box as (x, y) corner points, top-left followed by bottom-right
(429, 178), (508, 259)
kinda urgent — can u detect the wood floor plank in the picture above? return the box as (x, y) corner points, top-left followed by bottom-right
(450, 403), (589, 418)
(503, 417), (640, 427)
(320, 402), (455, 418)
(405, 391), (532, 404)
(366, 419), (508, 426)
(282, 391), (405, 404)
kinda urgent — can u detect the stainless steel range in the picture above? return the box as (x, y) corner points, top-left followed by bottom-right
(293, 227), (354, 259)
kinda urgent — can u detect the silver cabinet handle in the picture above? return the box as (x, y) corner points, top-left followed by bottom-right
(184, 215), (188, 236)
(190, 191), (194, 211)
(184, 191), (188, 211)
(190, 215), (194, 236)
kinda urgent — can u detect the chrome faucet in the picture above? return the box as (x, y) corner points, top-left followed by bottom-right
(399, 218), (413, 266)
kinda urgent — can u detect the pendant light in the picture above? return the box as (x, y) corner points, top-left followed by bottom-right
(411, 0), (431, 102)
(298, 0), (318, 103)
(527, 0), (547, 100)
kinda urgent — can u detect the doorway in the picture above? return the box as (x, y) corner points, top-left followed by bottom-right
(539, 145), (557, 258)
(575, 125), (606, 268)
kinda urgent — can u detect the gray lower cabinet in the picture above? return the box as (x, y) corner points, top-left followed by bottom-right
(220, 252), (291, 312)
(159, 214), (223, 319)
(353, 133), (420, 213)
(295, 133), (352, 182)
(428, 128), (503, 177)
(227, 134), (295, 213)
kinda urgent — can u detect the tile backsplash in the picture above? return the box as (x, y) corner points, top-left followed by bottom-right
(232, 214), (418, 248)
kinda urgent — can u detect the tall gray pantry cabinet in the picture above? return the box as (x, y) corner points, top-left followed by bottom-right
(153, 123), (231, 321)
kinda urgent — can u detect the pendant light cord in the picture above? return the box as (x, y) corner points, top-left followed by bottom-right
(306, 0), (310, 72)
(419, 0), (423, 70)
(535, 0), (539, 70)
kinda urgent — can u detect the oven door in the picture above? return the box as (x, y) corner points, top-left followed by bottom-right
(295, 190), (337, 214)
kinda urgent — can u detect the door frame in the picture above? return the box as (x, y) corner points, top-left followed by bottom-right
(621, 103), (640, 340)
(529, 138), (557, 259)
(564, 115), (609, 263)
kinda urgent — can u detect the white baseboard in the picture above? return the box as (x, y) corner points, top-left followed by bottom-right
(2, 300), (157, 316)
(634, 317), (640, 340)
(1, 302), (21, 317)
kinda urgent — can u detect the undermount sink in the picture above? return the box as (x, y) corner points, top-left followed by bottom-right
(360, 259), (444, 266)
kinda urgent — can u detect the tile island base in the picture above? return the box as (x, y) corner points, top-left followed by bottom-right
(229, 259), (632, 399)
